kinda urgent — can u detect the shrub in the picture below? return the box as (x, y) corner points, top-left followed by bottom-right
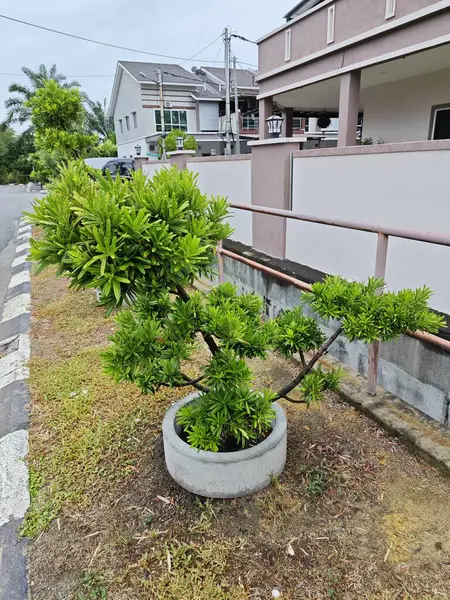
(160, 129), (197, 155)
(27, 163), (445, 453)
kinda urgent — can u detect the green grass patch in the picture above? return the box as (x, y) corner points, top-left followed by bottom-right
(24, 347), (184, 537)
(127, 539), (247, 600)
(76, 571), (108, 600)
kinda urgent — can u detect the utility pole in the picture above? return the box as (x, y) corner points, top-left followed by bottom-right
(224, 27), (232, 155)
(157, 68), (166, 159)
(233, 56), (241, 155)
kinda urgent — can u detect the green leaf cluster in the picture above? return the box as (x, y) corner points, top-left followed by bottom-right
(177, 387), (276, 452)
(303, 276), (445, 343)
(299, 367), (344, 406)
(270, 306), (326, 358)
(27, 162), (233, 311)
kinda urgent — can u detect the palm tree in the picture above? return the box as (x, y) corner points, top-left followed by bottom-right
(85, 99), (115, 140)
(4, 64), (80, 126)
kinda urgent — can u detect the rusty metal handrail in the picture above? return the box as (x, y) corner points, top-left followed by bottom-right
(229, 203), (450, 247)
(219, 202), (450, 395)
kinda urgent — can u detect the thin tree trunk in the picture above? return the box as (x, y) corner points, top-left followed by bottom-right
(275, 327), (343, 401)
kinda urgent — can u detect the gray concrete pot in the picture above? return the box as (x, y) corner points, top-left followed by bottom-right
(162, 393), (287, 499)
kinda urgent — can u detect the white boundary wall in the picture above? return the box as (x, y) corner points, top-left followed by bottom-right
(141, 161), (169, 180)
(286, 148), (450, 313)
(188, 157), (253, 247)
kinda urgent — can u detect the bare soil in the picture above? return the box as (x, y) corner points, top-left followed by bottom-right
(28, 268), (450, 600)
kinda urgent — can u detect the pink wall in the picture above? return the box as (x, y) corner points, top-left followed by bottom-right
(258, 10), (450, 97)
(259, 0), (445, 80)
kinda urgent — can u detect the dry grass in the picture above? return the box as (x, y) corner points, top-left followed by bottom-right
(27, 266), (450, 600)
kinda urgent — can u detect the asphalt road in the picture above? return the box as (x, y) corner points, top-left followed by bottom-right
(0, 186), (33, 317)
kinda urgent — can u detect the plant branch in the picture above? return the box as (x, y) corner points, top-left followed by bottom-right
(282, 394), (308, 405)
(176, 284), (219, 355)
(181, 374), (209, 392)
(274, 326), (343, 401)
(161, 374), (209, 393)
(299, 351), (307, 370)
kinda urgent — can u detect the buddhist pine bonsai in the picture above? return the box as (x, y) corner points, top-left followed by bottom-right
(27, 163), (445, 452)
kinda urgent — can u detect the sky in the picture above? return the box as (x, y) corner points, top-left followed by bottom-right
(0, 0), (295, 128)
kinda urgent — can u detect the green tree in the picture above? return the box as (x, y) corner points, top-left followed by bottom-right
(85, 98), (115, 141)
(27, 81), (96, 180)
(4, 64), (80, 127)
(87, 138), (117, 158)
(160, 129), (197, 155)
(27, 164), (445, 453)
(0, 127), (33, 183)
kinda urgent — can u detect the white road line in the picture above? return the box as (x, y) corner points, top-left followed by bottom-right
(1, 294), (31, 323)
(12, 255), (29, 269)
(15, 242), (30, 255)
(0, 430), (30, 527)
(8, 271), (30, 289)
(17, 225), (31, 234)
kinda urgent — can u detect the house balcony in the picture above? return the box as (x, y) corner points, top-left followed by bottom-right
(257, 0), (450, 98)
(257, 1), (450, 146)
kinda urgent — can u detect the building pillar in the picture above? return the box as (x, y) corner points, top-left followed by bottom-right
(251, 141), (299, 259)
(259, 96), (273, 140)
(284, 108), (294, 138)
(338, 70), (361, 147)
(168, 150), (196, 170)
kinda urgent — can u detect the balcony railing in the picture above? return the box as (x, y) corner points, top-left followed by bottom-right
(241, 116), (304, 132)
(242, 116), (259, 131)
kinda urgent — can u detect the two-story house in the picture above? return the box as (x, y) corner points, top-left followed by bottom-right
(108, 61), (260, 158)
(256, 0), (450, 145)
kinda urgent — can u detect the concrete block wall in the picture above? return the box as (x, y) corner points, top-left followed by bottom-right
(221, 255), (450, 428)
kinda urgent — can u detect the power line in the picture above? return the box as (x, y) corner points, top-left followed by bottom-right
(231, 33), (257, 45)
(237, 59), (257, 73)
(0, 13), (258, 67)
(180, 35), (223, 65)
(211, 40), (225, 68)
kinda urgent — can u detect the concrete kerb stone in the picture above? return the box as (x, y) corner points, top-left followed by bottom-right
(0, 217), (32, 600)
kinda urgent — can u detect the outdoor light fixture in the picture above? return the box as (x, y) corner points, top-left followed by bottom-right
(134, 144), (142, 156)
(266, 114), (284, 138)
(176, 136), (185, 150)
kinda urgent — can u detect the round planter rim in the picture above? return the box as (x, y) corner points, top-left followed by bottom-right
(162, 392), (287, 464)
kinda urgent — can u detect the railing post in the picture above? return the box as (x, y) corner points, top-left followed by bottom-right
(217, 241), (224, 283)
(367, 233), (389, 395)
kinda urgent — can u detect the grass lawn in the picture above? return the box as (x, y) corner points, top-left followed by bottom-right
(27, 265), (450, 600)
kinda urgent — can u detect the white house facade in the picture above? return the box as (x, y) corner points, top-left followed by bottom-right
(109, 61), (259, 158)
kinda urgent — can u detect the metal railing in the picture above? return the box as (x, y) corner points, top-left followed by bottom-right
(217, 203), (450, 395)
(241, 117), (304, 131)
(241, 116), (259, 131)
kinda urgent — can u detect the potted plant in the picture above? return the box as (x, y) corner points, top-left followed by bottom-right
(27, 163), (445, 498)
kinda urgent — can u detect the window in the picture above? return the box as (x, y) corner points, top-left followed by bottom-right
(155, 109), (188, 132)
(132, 111), (138, 128)
(327, 5), (335, 44)
(118, 119), (123, 134)
(285, 29), (292, 62)
(430, 105), (450, 140)
(385, 0), (396, 19)
(125, 116), (130, 131)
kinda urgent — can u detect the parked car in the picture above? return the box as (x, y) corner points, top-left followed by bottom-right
(84, 157), (134, 179)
